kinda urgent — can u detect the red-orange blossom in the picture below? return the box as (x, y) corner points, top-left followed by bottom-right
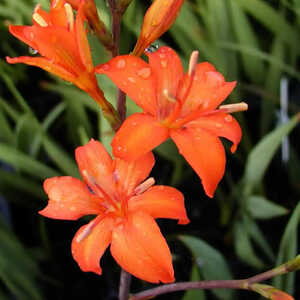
(40, 139), (189, 283)
(96, 47), (245, 197)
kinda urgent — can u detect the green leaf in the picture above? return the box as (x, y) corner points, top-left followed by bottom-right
(247, 195), (289, 219)
(243, 114), (299, 195)
(42, 136), (79, 178)
(0, 143), (59, 179)
(0, 169), (45, 200)
(229, 0), (264, 83)
(234, 0), (300, 50)
(179, 235), (234, 300)
(248, 219), (275, 261)
(273, 201), (300, 294)
(0, 221), (43, 300)
(182, 264), (206, 300)
(234, 219), (265, 269)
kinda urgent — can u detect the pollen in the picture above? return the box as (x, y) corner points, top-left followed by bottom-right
(32, 13), (48, 27)
(64, 3), (74, 31)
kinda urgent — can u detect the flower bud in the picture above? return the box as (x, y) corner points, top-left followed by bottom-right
(132, 0), (184, 56)
(252, 284), (294, 300)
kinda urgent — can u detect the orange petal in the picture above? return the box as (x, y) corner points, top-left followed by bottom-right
(147, 47), (183, 119)
(39, 176), (103, 220)
(75, 139), (115, 199)
(111, 212), (174, 283)
(170, 127), (226, 198)
(181, 62), (236, 115)
(71, 216), (114, 275)
(132, 0), (184, 56)
(114, 152), (155, 197)
(112, 113), (169, 161)
(75, 2), (94, 72)
(48, 1), (69, 28)
(95, 56), (157, 115)
(8, 25), (38, 51)
(6, 56), (76, 83)
(128, 186), (189, 224)
(188, 112), (242, 153)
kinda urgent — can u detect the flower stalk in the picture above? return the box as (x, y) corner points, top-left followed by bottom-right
(129, 256), (299, 300)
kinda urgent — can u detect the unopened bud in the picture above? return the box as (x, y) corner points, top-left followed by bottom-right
(252, 284), (294, 300)
(132, 0), (184, 56)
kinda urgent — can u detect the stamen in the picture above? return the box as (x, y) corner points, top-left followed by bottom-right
(163, 89), (176, 102)
(134, 177), (155, 195)
(219, 102), (248, 113)
(32, 13), (48, 27)
(76, 219), (97, 242)
(188, 51), (199, 76)
(64, 3), (74, 31)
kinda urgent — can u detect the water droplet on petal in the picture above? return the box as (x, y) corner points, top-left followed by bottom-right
(28, 47), (38, 55)
(161, 60), (167, 68)
(224, 115), (233, 122)
(145, 44), (158, 53)
(128, 77), (136, 83)
(215, 123), (222, 128)
(136, 67), (151, 79)
(30, 32), (34, 40)
(159, 53), (166, 59)
(117, 59), (126, 69)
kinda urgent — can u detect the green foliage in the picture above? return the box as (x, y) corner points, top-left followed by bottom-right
(0, 0), (299, 298)
(179, 235), (234, 300)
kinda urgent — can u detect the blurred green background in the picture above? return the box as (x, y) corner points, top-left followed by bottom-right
(0, 0), (299, 299)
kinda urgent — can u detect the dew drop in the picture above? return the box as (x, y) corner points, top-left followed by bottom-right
(159, 53), (166, 59)
(117, 59), (126, 69)
(215, 123), (222, 128)
(161, 60), (167, 68)
(28, 47), (38, 55)
(30, 32), (34, 40)
(145, 44), (158, 53)
(224, 115), (233, 122)
(128, 77), (136, 83)
(70, 206), (77, 211)
(136, 67), (151, 79)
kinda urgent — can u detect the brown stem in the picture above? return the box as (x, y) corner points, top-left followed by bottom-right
(107, 0), (127, 122)
(130, 264), (288, 300)
(107, 1), (130, 297)
(119, 269), (132, 300)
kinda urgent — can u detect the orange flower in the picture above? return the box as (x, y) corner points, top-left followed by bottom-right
(96, 46), (246, 197)
(6, 0), (119, 129)
(132, 0), (184, 56)
(65, 0), (114, 52)
(39, 139), (189, 283)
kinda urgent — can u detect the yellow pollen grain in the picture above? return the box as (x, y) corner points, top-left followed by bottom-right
(64, 3), (74, 31)
(33, 13), (48, 27)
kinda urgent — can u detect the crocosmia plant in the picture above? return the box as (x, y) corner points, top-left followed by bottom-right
(3, 0), (300, 299)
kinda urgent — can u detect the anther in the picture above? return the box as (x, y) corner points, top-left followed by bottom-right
(188, 51), (199, 76)
(163, 89), (176, 102)
(134, 177), (155, 195)
(219, 102), (248, 113)
(33, 13), (48, 27)
(64, 3), (74, 31)
(76, 219), (97, 242)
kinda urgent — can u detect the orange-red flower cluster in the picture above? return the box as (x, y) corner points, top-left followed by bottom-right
(96, 46), (243, 197)
(40, 139), (189, 283)
(7, 0), (246, 284)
